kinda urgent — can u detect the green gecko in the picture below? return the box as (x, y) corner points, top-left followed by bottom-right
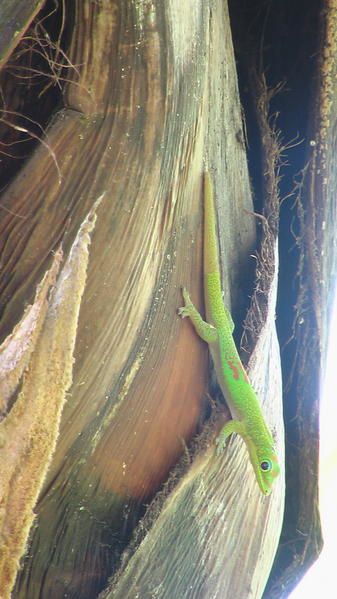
(179, 172), (280, 495)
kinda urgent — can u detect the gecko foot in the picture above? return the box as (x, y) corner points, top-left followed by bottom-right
(178, 287), (193, 318)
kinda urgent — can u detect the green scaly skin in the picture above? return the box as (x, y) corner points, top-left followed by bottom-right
(179, 172), (280, 495)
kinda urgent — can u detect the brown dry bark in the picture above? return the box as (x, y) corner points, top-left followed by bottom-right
(0, 1), (45, 69)
(0, 1), (286, 598)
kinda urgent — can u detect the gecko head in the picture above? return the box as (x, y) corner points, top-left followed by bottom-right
(250, 445), (280, 495)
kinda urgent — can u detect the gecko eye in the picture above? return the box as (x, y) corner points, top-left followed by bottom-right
(260, 459), (272, 472)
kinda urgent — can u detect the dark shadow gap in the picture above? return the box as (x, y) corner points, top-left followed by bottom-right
(0, 0), (75, 190)
(228, 0), (323, 596)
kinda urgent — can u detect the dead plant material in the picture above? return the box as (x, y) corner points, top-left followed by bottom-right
(0, 108), (62, 182)
(0, 0), (87, 181)
(6, 8), (83, 99)
(0, 247), (62, 417)
(241, 73), (284, 356)
(0, 194), (103, 599)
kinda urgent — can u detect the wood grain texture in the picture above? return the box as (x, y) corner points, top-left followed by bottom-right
(0, 1), (284, 598)
(0, 0), (44, 68)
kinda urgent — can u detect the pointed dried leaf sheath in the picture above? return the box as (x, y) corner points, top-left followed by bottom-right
(0, 196), (102, 598)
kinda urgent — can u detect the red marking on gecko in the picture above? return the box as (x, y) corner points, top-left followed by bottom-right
(227, 360), (250, 383)
(228, 360), (240, 380)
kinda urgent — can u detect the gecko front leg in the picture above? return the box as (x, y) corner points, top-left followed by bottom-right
(178, 287), (217, 344)
(215, 420), (247, 455)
